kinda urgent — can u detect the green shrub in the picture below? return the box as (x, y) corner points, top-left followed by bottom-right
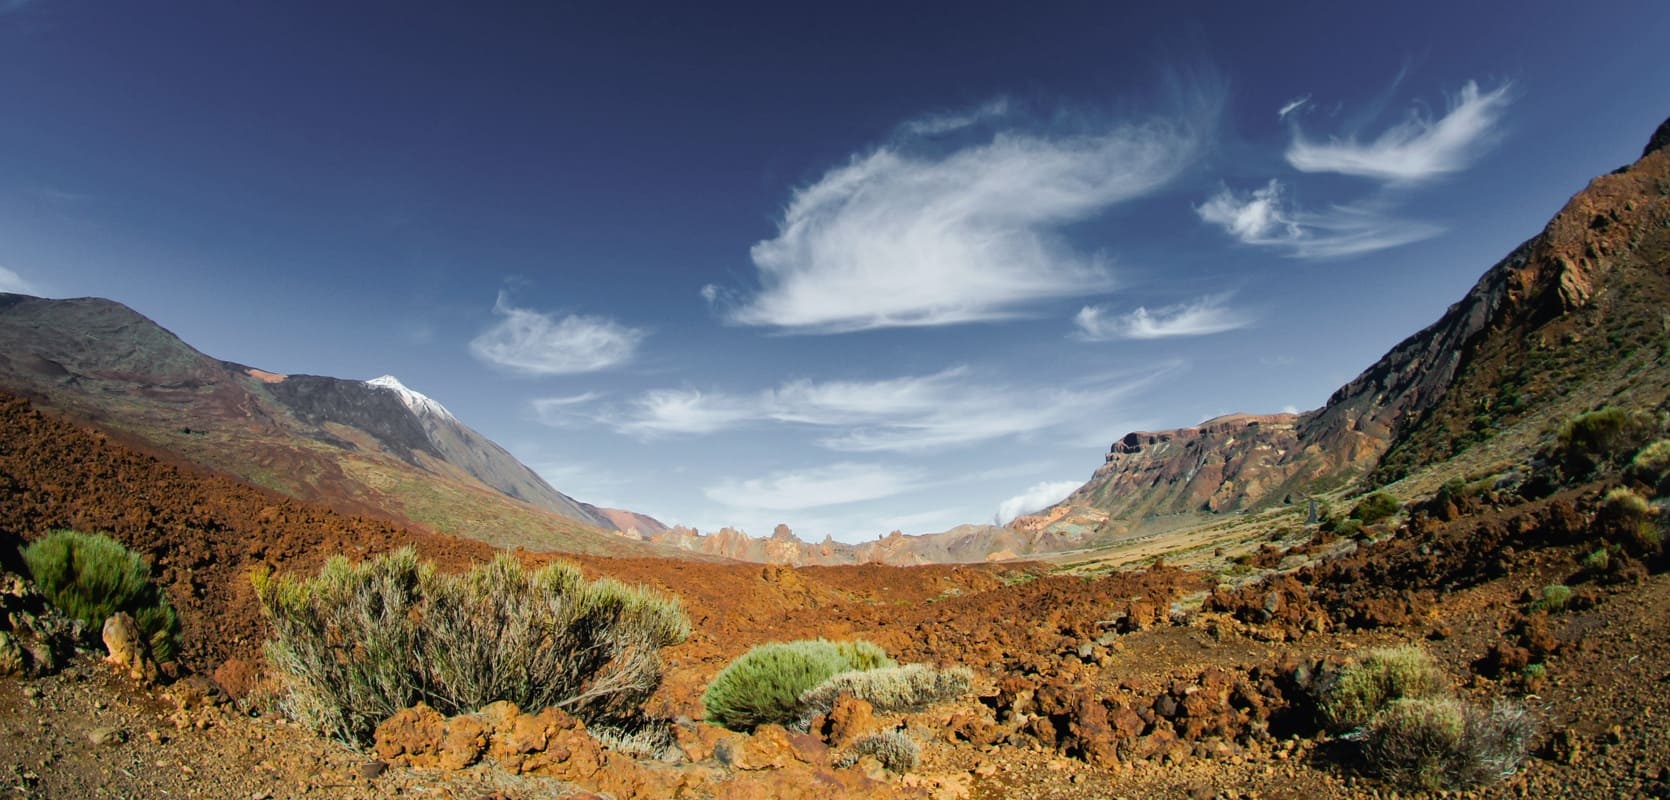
(1520, 663), (1547, 681)
(1532, 584), (1573, 612)
(798, 664), (972, 724)
(1363, 697), (1535, 791)
(254, 548), (688, 745)
(835, 730), (920, 773)
(1319, 646), (1448, 732)
(21, 530), (179, 662)
(1600, 486), (1662, 554)
(1554, 408), (1656, 478)
(1350, 492), (1401, 524)
(1581, 547), (1611, 572)
(702, 639), (895, 732)
(1627, 439), (1670, 495)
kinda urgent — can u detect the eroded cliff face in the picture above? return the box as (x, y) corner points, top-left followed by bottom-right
(1067, 414), (1305, 519)
(1041, 117), (1670, 529)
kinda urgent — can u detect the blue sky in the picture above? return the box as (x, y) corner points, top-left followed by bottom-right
(3, 2), (1667, 541)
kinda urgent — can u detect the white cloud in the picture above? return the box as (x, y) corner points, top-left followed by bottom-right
(995, 480), (1082, 524)
(0, 264), (38, 295)
(900, 98), (1013, 136)
(618, 388), (759, 436)
(1276, 95), (1310, 120)
(1197, 180), (1442, 258)
(705, 463), (922, 511)
(717, 102), (1209, 332)
(1285, 81), (1511, 183)
(1074, 295), (1251, 341)
(540, 366), (1162, 453)
(469, 293), (645, 375)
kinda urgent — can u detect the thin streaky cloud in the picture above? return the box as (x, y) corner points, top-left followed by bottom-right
(1285, 80), (1512, 183)
(704, 463), (924, 511)
(1276, 95), (1310, 120)
(536, 366), (1163, 453)
(469, 292), (646, 376)
(1074, 294), (1251, 341)
(900, 97), (1012, 136)
(1197, 180), (1442, 258)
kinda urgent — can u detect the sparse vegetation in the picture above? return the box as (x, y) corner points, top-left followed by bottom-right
(20, 530), (179, 662)
(1319, 646), (1448, 732)
(835, 730), (920, 773)
(1350, 491), (1401, 524)
(1627, 438), (1670, 495)
(1582, 547), (1613, 572)
(797, 663), (972, 724)
(254, 548), (689, 745)
(1599, 486), (1662, 554)
(702, 639), (896, 732)
(1363, 697), (1535, 792)
(1553, 407), (1657, 479)
(1532, 584), (1573, 612)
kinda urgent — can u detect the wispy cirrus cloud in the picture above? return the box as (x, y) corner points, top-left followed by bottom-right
(1276, 95), (1310, 120)
(0, 264), (38, 295)
(704, 463), (924, 511)
(536, 365), (1168, 453)
(1285, 80), (1512, 183)
(469, 293), (645, 375)
(899, 97), (1013, 137)
(1073, 294), (1251, 340)
(994, 480), (1082, 524)
(708, 94), (1217, 333)
(1197, 180), (1442, 258)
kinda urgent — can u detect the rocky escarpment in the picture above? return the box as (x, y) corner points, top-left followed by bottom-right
(1067, 414), (1305, 520)
(1042, 115), (1670, 528)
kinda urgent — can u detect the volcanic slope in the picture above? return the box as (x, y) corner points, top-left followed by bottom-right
(0, 293), (669, 556)
(1026, 115), (1670, 546)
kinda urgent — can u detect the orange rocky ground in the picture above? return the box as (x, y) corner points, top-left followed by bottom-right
(4, 392), (1670, 798)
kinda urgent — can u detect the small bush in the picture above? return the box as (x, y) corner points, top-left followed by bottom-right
(255, 548), (688, 745)
(1364, 697), (1535, 791)
(835, 730), (920, 773)
(1320, 646), (1448, 732)
(1351, 492), (1401, 524)
(1553, 407), (1656, 479)
(1627, 439), (1670, 495)
(1599, 487), (1662, 554)
(702, 639), (895, 732)
(798, 664), (972, 723)
(21, 530), (179, 662)
(1532, 584), (1573, 612)
(1581, 547), (1612, 572)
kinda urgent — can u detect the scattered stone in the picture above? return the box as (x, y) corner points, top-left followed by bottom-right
(87, 727), (123, 746)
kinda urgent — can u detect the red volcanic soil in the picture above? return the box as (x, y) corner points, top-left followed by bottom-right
(0, 391), (493, 669)
(6, 388), (1670, 798)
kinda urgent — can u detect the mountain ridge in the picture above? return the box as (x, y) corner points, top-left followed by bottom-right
(0, 294), (659, 556)
(1028, 117), (1670, 536)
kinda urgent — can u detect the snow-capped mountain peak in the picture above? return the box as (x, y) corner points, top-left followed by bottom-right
(366, 374), (453, 419)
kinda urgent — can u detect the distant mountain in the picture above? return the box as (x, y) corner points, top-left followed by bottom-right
(0, 294), (665, 556)
(1027, 115), (1670, 538)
